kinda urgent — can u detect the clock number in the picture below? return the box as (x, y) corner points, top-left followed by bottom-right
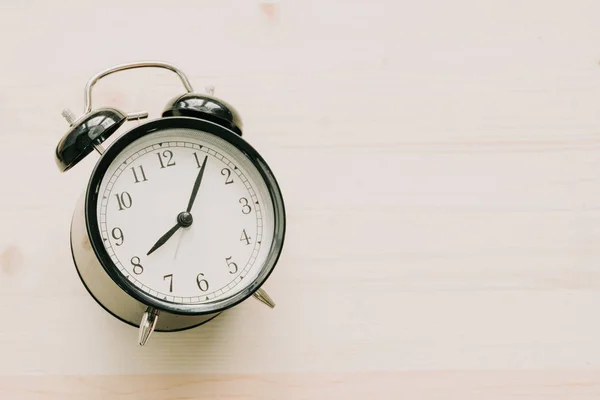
(239, 197), (252, 214)
(157, 150), (175, 168)
(193, 152), (204, 168)
(111, 227), (124, 246)
(221, 168), (234, 185)
(195, 153), (235, 186)
(225, 256), (238, 274)
(131, 165), (148, 183)
(130, 256), (143, 275)
(240, 229), (251, 245)
(163, 274), (173, 293)
(196, 273), (209, 291)
(115, 192), (132, 211)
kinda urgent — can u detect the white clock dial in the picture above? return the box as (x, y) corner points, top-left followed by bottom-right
(95, 128), (275, 304)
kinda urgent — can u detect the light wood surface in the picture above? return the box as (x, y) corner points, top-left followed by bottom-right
(2, 0), (600, 398)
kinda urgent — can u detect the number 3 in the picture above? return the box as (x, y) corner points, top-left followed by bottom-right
(239, 197), (252, 214)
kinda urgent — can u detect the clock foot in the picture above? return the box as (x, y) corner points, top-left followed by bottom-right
(138, 307), (160, 346)
(253, 288), (275, 308)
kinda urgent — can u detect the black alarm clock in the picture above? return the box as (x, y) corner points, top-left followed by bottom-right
(55, 61), (286, 345)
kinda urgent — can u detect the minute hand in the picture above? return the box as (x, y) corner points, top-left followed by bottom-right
(186, 155), (208, 212)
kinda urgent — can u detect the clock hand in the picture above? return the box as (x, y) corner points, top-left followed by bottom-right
(147, 154), (206, 257)
(146, 222), (181, 256)
(173, 230), (184, 260)
(146, 212), (193, 256)
(186, 154), (208, 213)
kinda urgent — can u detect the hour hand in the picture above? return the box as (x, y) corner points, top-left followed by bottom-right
(146, 222), (182, 256)
(146, 212), (195, 256)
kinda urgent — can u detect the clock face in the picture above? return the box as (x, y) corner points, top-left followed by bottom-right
(88, 120), (283, 312)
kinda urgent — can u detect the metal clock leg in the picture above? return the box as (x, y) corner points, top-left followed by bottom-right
(138, 307), (160, 346)
(253, 288), (275, 308)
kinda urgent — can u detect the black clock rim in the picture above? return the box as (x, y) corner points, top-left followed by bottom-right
(84, 116), (286, 316)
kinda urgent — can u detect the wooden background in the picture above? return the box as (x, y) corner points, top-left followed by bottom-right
(2, 0), (600, 398)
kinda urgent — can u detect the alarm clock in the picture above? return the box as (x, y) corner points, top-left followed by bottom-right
(55, 61), (286, 345)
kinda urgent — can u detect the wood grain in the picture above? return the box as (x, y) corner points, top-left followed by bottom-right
(1, 0), (600, 397)
(3, 372), (600, 400)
